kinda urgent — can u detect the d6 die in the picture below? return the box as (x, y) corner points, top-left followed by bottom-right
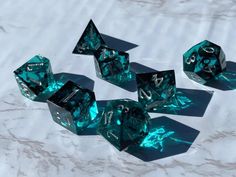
(47, 81), (98, 134)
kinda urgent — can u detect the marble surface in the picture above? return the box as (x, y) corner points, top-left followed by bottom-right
(1, 0), (236, 176)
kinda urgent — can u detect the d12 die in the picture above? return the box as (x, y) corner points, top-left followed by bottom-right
(136, 70), (176, 112)
(183, 40), (226, 84)
(94, 46), (134, 85)
(72, 19), (106, 55)
(97, 99), (150, 151)
(14, 55), (60, 101)
(47, 81), (99, 134)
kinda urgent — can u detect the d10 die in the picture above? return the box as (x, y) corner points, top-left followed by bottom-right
(72, 19), (106, 55)
(136, 70), (176, 112)
(183, 40), (226, 84)
(97, 99), (150, 151)
(14, 55), (59, 101)
(47, 81), (99, 134)
(94, 46), (133, 85)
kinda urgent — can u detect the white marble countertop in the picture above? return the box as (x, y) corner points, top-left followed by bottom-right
(1, 0), (236, 176)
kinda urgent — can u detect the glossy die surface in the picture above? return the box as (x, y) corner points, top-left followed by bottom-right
(136, 70), (176, 112)
(47, 81), (98, 134)
(14, 55), (57, 101)
(94, 46), (133, 85)
(183, 40), (226, 84)
(97, 99), (150, 151)
(72, 19), (106, 55)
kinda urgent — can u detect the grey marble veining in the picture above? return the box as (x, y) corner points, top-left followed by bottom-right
(118, 0), (236, 20)
(0, 0), (236, 176)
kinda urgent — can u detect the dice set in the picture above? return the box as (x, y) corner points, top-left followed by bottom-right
(13, 19), (228, 153)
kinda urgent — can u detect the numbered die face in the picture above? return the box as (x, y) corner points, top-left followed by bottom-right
(47, 81), (99, 134)
(14, 55), (58, 101)
(94, 46), (134, 85)
(97, 99), (150, 151)
(183, 40), (226, 84)
(136, 70), (176, 112)
(73, 19), (106, 55)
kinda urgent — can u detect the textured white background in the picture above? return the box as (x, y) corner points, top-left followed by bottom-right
(0, 0), (236, 176)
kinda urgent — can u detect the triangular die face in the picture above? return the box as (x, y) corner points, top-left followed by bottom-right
(73, 20), (105, 55)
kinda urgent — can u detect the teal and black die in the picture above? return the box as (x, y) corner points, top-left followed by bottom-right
(14, 55), (59, 101)
(97, 99), (150, 151)
(136, 70), (176, 112)
(94, 46), (133, 85)
(73, 19), (106, 55)
(47, 81), (99, 134)
(183, 40), (226, 84)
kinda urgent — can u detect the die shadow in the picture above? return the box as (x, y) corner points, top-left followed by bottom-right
(101, 33), (138, 51)
(126, 116), (200, 162)
(54, 72), (95, 91)
(129, 62), (213, 117)
(205, 61), (236, 90)
(130, 62), (158, 74)
(108, 62), (160, 92)
(96, 100), (109, 110)
(149, 88), (213, 117)
(103, 75), (137, 92)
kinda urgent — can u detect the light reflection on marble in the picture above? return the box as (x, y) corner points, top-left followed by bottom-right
(0, 0), (236, 176)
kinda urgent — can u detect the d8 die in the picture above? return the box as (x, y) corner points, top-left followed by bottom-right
(136, 70), (176, 112)
(73, 19), (106, 55)
(97, 99), (150, 151)
(94, 46), (134, 85)
(183, 40), (226, 84)
(14, 55), (59, 101)
(47, 81), (99, 134)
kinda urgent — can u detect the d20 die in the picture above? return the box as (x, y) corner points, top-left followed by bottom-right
(97, 99), (150, 151)
(136, 70), (176, 112)
(72, 19), (106, 55)
(14, 55), (59, 101)
(94, 46), (134, 85)
(183, 40), (226, 84)
(47, 81), (99, 134)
